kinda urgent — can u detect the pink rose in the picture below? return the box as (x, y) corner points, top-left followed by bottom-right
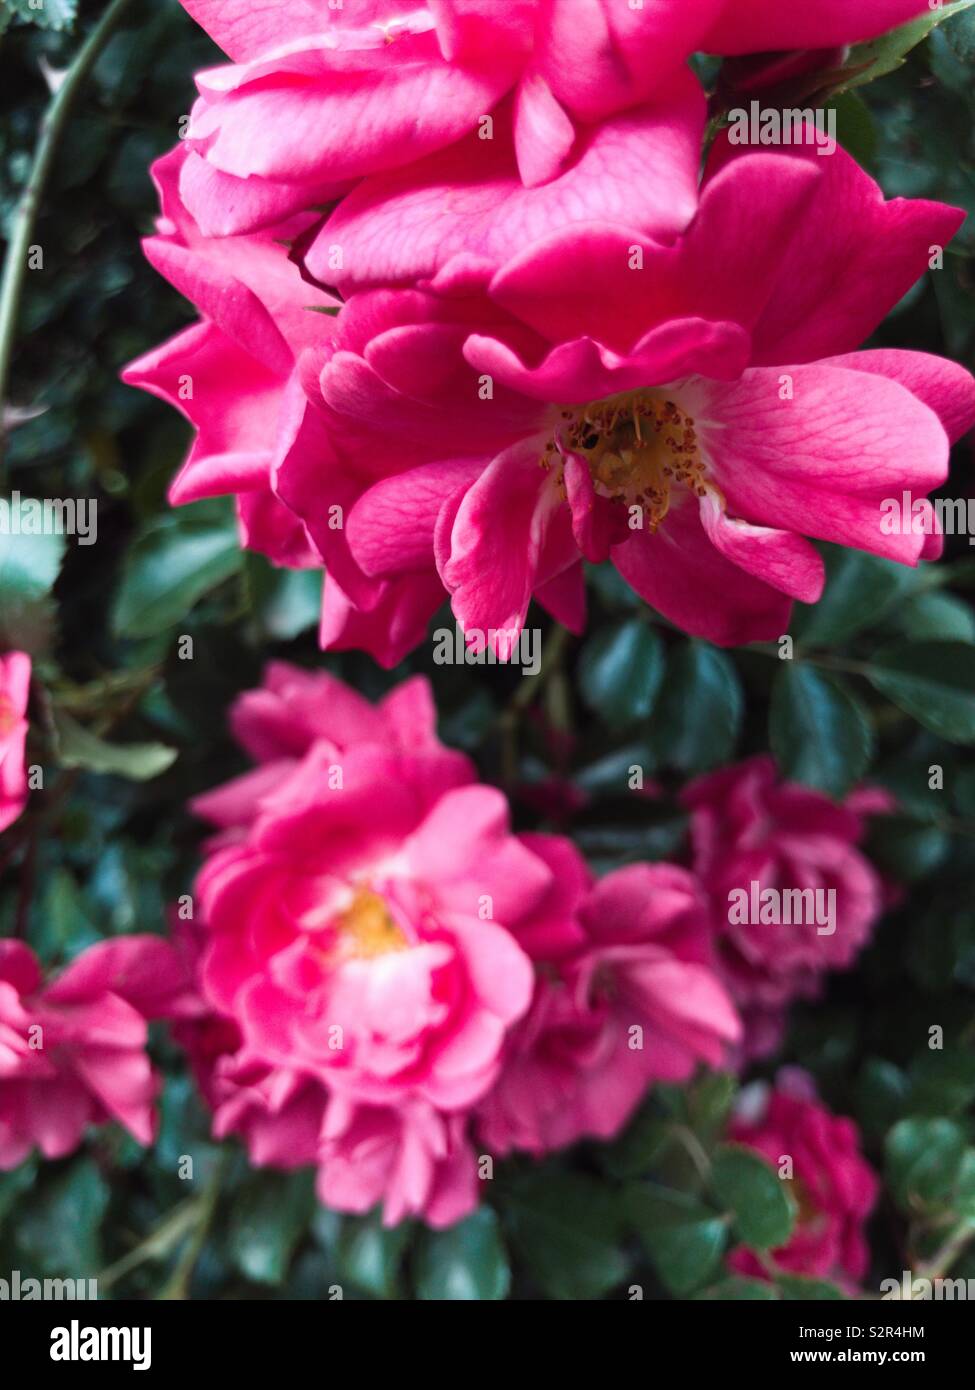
(0, 936), (193, 1168)
(0, 652), (30, 834)
(728, 1070), (878, 1287)
(682, 757), (888, 1055)
(176, 0), (927, 231)
(177, 1011), (481, 1228)
(477, 850), (741, 1155)
(275, 132), (973, 659)
(317, 1093), (479, 1230)
(122, 144), (336, 570)
(192, 666), (541, 1112)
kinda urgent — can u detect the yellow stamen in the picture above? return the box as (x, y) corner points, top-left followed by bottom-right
(541, 389), (712, 533)
(336, 889), (407, 959)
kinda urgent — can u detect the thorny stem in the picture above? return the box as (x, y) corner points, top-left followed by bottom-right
(0, 0), (137, 464)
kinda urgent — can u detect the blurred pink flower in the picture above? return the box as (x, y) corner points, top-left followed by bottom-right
(0, 937), (193, 1168)
(191, 666), (539, 1112)
(0, 652), (30, 835)
(682, 757), (890, 1057)
(728, 1069), (878, 1286)
(478, 848), (741, 1154)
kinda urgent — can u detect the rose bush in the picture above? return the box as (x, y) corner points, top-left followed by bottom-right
(1, 0), (975, 1308)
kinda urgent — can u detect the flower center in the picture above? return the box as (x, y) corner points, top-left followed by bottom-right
(337, 889), (408, 959)
(543, 391), (708, 532)
(0, 694), (17, 737)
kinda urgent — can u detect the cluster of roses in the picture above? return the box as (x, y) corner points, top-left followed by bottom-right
(2, 661), (882, 1283)
(7, 0), (969, 1290)
(125, 0), (975, 662)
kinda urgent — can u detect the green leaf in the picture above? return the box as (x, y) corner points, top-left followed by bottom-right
(226, 1171), (315, 1286)
(251, 564), (321, 640)
(337, 1211), (412, 1299)
(909, 1050), (975, 1116)
(9, 0), (78, 31)
(688, 1072), (738, 1142)
(895, 592), (975, 643)
(831, 1), (975, 93)
(653, 642), (743, 772)
(53, 708), (176, 781)
(866, 642), (975, 743)
(503, 1173), (627, 1300)
(886, 1118), (968, 1211)
(828, 91), (877, 168)
(867, 815), (950, 883)
(0, 499), (66, 598)
(627, 1186), (728, 1295)
(0, 496), (66, 654)
(0, 1160), (37, 1232)
(778, 1276), (846, 1300)
(945, 4), (975, 60)
(711, 1145), (797, 1252)
(112, 509), (242, 639)
(600, 1108), (675, 1180)
(695, 1277), (779, 1300)
(770, 665), (872, 797)
(17, 1158), (108, 1277)
(415, 1208), (510, 1301)
(855, 1060), (911, 1140)
(578, 619), (664, 725)
(791, 545), (917, 648)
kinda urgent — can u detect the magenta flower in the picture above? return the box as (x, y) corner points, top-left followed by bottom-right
(274, 134), (973, 657)
(190, 665), (541, 1112)
(0, 652), (31, 835)
(477, 854), (741, 1156)
(122, 145), (336, 570)
(728, 1070), (879, 1288)
(683, 757), (891, 1057)
(175, 0), (928, 232)
(0, 937), (193, 1168)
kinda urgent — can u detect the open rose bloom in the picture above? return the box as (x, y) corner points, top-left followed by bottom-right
(180, 665), (739, 1225)
(128, 21), (975, 661)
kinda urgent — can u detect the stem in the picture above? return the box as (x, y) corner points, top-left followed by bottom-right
(910, 1220), (975, 1291)
(0, 0), (137, 463)
(156, 1158), (226, 1301)
(671, 1123), (712, 1185)
(98, 1198), (204, 1293)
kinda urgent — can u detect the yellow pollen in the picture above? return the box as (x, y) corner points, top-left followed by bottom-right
(542, 390), (710, 533)
(336, 889), (408, 959)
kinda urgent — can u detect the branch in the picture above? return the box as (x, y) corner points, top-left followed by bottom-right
(0, 0), (137, 465)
